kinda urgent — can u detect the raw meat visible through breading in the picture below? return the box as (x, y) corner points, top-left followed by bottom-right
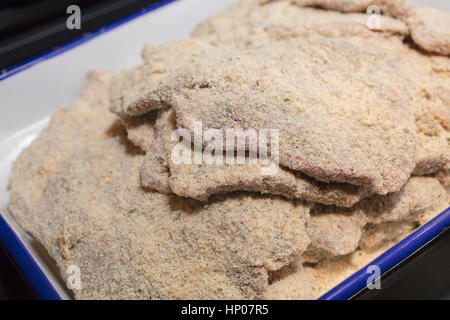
(109, 31), (449, 195)
(6, 0), (450, 301)
(142, 38), (417, 194)
(9, 73), (313, 300)
(259, 0), (374, 12)
(168, 158), (368, 206)
(113, 2), (450, 185)
(125, 96), (446, 263)
(128, 108), (368, 207)
(13, 139), (313, 299)
(109, 40), (216, 117)
(190, 0), (450, 176)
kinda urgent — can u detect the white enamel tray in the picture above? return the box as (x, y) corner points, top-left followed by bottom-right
(0, 0), (448, 300)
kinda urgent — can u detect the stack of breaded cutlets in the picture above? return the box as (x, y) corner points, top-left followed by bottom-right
(8, 0), (450, 299)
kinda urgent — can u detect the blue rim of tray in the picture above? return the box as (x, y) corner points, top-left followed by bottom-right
(318, 207), (450, 300)
(0, 0), (449, 300)
(0, 215), (61, 299)
(0, 0), (178, 299)
(0, 0), (178, 81)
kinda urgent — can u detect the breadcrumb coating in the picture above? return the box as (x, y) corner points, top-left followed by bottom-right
(9, 72), (313, 300)
(8, 65), (449, 301)
(261, 0), (411, 16)
(190, 0), (449, 175)
(109, 40), (215, 117)
(7, 0), (450, 300)
(193, 0), (409, 47)
(407, 7), (450, 56)
(302, 176), (448, 262)
(130, 108), (368, 207)
(261, 0), (449, 55)
(164, 38), (417, 194)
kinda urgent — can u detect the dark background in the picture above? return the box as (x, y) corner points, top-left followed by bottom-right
(0, 247), (35, 299)
(0, 0), (449, 300)
(0, 0), (163, 71)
